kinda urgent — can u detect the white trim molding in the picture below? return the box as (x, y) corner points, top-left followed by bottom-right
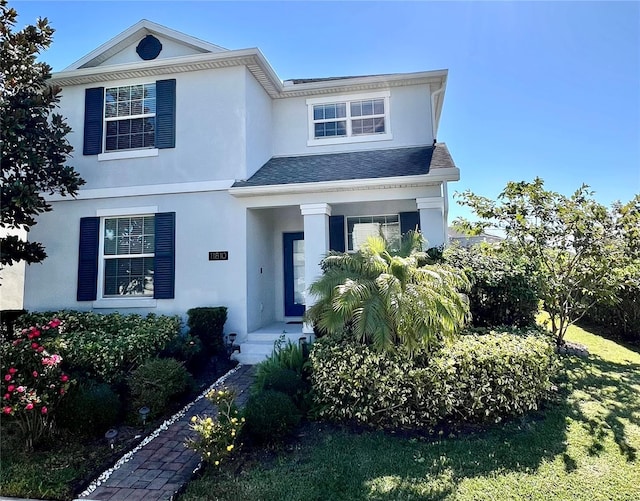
(300, 203), (332, 216)
(45, 180), (236, 202)
(416, 196), (445, 211)
(96, 206), (158, 217)
(93, 298), (157, 309)
(98, 149), (159, 162)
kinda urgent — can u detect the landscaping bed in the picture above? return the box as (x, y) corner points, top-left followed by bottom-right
(181, 322), (640, 500)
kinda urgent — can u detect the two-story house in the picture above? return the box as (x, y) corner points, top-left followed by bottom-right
(23, 20), (460, 362)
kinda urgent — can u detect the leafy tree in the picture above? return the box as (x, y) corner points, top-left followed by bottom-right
(454, 178), (621, 345)
(305, 232), (470, 354)
(1, 1), (84, 267)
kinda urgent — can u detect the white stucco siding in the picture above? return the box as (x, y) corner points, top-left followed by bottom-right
(58, 66), (248, 189)
(22, 192), (248, 336)
(244, 69), (273, 180)
(99, 35), (210, 67)
(271, 84), (434, 157)
(246, 209), (276, 332)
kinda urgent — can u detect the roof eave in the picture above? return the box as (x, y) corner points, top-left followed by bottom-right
(229, 168), (460, 198)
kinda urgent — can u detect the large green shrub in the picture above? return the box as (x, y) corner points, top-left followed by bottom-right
(14, 311), (181, 384)
(186, 307), (227, 355)
(129, 358), (191, 417)
(310, 330), (557, 429)
(443, 245), (539, 328)
(243, 390), (301, 443)
(56, 380), (121, 437)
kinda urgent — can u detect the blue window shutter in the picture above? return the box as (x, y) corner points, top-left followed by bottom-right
(154, 212), (176, 299)
(400, 211), (421, 234)
(77, 217), (100, 301)
(155, 79), (176, 149)
(329, 215), (346, 252)
(83, 88), (104, 155)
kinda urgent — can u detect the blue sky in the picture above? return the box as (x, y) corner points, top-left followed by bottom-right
(12, 1), (640, 221)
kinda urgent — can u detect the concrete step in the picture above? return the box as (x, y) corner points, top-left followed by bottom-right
(233, 333), (312, 365)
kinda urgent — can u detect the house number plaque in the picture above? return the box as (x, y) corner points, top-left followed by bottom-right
(208, 251), (229, 261)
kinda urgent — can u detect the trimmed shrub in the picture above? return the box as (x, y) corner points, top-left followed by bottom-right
(129, 358), (191, 417)
(243, 390), (301, 443)
(310, 329), (557, 429)
(161, 333), (207, 372)
(187, 307), (227, 355)
(13, 311), (181, 384)
(57, 380), (121, 437)
(443, 245), (539, 327)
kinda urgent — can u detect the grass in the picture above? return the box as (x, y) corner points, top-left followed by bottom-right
(181, 323), (640, 501)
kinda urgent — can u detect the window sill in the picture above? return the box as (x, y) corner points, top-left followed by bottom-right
(307, 133), (393, 147)
(92, 298), (157, 309)
(98, 149), (159, 162)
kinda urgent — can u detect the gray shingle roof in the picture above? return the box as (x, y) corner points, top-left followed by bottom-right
(233, 143), (455, 188)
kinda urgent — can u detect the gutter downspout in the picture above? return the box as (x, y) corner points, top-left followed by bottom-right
(442, 181), (449, 247)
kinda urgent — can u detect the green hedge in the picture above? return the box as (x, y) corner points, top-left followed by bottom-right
(186, 307), (227, 355)
(443, 246), (539, 327)
(310, 329), (557, 429)
(13, 311), (181, 384)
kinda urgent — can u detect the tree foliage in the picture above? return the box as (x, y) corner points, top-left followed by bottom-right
(454, 178), (624, 345)
(305, 232), (470, 354)
(0, 1), (84, 267)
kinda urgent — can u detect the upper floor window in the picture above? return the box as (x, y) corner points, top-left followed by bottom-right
(307, 91), (392, 146)
(83, 79), (176, 159)
(104, 84), (156, 152)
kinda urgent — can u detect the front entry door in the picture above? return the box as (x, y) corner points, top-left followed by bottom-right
(283, 232), (305, 317)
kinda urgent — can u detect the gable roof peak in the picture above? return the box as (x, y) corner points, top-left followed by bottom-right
(64, 19), (228, 71)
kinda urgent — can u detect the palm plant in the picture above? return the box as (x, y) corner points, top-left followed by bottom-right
(305, 232), (470, 354)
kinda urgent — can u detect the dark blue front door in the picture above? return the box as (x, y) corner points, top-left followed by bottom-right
(283, 232), (305, 317)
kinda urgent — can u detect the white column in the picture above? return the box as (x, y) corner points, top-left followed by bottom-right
(300, 203), (331, 337)
(416, 196), (446, 249)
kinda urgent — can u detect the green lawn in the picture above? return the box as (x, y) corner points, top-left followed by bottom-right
(181, 324), (640, 501)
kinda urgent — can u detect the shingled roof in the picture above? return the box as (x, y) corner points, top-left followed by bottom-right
(233, 143), (455, 188)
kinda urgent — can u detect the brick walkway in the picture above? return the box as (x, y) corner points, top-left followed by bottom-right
(75, 365), (254, 501)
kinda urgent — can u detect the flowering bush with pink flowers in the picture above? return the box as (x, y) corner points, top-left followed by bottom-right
(1, 318), (72, 450)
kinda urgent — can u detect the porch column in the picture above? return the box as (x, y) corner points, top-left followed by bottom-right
(416, 197), (446, 249)
(300, 203), (331, 337)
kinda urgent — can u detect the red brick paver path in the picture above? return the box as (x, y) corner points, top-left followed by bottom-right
(76, 365), (254, 501)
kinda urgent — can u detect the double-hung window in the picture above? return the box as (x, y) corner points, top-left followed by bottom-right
(104, 84), (156, 152)
(307, 91), (391, 145)
(347, 215), (401, 252)
(102, 215), (155, 297)
(83, 79), (176, 159)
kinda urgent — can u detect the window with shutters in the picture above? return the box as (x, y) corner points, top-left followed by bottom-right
(347, 215), (400, 252)
(306, 90), (392, 146)
(101, 215), (155, 297)
(104, 84), (156, 152)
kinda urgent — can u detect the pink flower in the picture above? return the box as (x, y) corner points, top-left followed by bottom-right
(32, 329), (41, 338)
(12, 339), (21, 346)
(36, 346), (44, 353)
(59, 388), (65, 395)
(49, 319), (61, 328)
(41, 406), (48, 415)
(16, 386), (25, 393)
(7, 385), (15, 392)
(28, 333), (35, 340)
(60, 374), (69, 382)
(4, 375), (11, 382)
(32, 371), (39, 378)
(8, 368), (17, 374)
(25, 403), (34, 410)
(3, 393), (10, 400)
(2, 406), (12, 414)
(31, 342), (39, 349)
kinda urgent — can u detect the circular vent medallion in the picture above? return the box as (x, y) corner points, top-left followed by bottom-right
(136, 35), (162, 60)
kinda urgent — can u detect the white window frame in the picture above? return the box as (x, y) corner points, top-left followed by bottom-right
(93, 206), (158, 309)
(99, 82), (158, 160)
(346, 214), (401, 252)
(306, 90), (393, 146)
